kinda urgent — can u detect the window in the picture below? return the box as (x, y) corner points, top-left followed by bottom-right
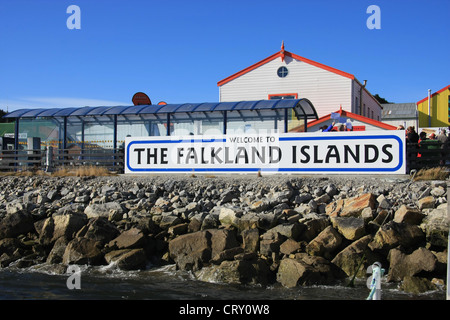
(268, 93), (298, 100)
(277, 66), (289, 78)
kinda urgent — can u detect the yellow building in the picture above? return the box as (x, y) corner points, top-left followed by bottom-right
(417, 84), (450, 128)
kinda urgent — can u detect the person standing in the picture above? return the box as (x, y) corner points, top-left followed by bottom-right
(437, 129), (448, 145)
(406, 126), (419, 172)
(437, 129), (449, 165)
(406, 126), (419, 143)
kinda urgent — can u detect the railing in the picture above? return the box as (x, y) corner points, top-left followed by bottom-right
(406, 141), (450, 173)
(0, 148), (124, 172)
(0, 149), (43, 171)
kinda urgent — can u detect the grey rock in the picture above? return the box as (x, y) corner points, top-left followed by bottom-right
(104, 249), (147, 270)
(0, 210), (35, 240)
(331, 217), (366, 241)
(84, 202), (125, 220)
(62, 237), (104, 265)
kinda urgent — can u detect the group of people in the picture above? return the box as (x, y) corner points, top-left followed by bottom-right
(320, 121), (353, 132)
(398, 125), (449, 166)
(397, 124), (448, 146)
(319, 120), (449, 149)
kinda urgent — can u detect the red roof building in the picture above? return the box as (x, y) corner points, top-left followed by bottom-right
(218, 43), (382, 121)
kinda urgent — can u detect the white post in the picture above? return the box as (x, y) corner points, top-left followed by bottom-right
(46, 146), (53, 172)
(428, 89), (432, 127)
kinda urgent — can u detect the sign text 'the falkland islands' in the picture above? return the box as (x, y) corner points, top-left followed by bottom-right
(125, 131), (405, 174)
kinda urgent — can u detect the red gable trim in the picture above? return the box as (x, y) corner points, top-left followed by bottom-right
(417, 85), (450, 105)
(307, 109), (397, 130)
(217, 51), (281, 87)
(217, 50), (355, 87)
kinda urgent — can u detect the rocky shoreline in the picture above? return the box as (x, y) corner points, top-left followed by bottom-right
(0, 174), (448, 295)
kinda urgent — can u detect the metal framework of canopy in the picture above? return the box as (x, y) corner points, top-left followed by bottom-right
(4, 99), (318, 150)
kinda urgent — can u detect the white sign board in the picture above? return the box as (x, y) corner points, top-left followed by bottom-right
(125, 131), (406, 174)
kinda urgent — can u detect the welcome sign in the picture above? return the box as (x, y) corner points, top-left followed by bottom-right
(125, 131), (405, 174)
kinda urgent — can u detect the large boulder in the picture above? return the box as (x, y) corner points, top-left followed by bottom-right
(306, 226), (343, 259)
(6, 200), (31, 215)
(420, 204), (449, 247)
(76, 217), (120, 245)
(0, 210), (35, 240)
(268, 223), (303, 240)
(400, 276), (437, 294)
(107, 227), (146, 250)
(159, 213), (182, 229)
(168, 230), (212, 271)
(279, 239), (301, 255)
(62, 237), (104, 265)
(331, 217), (366, 241)
(417, 196), (435, 210)
(331, 235), (381, 278)
(0, 238), (23, 256)
(300, 217), (330, 242)
(53, 214), (87, 241)
(368, 221), (425, 253)
(326, 193), (375, 218)
(277, 254), (345, 288)
(250, 200), (270, 213)
(38, 217), (57, 247)
(387, 247), (437, 282)
(393, 205), (425, 225)
(56, 203), (85, 216)
(277, 258), (312, 288)
(257, 212), (279, 230)
(195, 259), (274, 285)
(241, 228), (259, 253)
(168, 229), (240, 271)
(341, 193), (376, 217)
(84, 202), (125, 221)
(218, 207), (242, 228)
(208, 229), (240, 258)
(41, 214), (87, 246)
(325, 199), (345, 218)
(210, 247), (244, 264)
(104, 249), (147, 270)
(259, 229), (285, 257)
(46, 237), (68, 264)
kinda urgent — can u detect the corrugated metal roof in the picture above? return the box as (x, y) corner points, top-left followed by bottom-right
(4, 99), (318, 120)
(381, 103), (417, 119)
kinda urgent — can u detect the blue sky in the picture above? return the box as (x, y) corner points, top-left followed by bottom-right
(0, 0), (449, 111)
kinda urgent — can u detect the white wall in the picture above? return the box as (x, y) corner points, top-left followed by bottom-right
(351, 81), (382, 121)
(219, 56), (352, 118)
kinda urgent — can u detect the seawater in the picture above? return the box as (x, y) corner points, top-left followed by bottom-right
(0, 264), (445, 300)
